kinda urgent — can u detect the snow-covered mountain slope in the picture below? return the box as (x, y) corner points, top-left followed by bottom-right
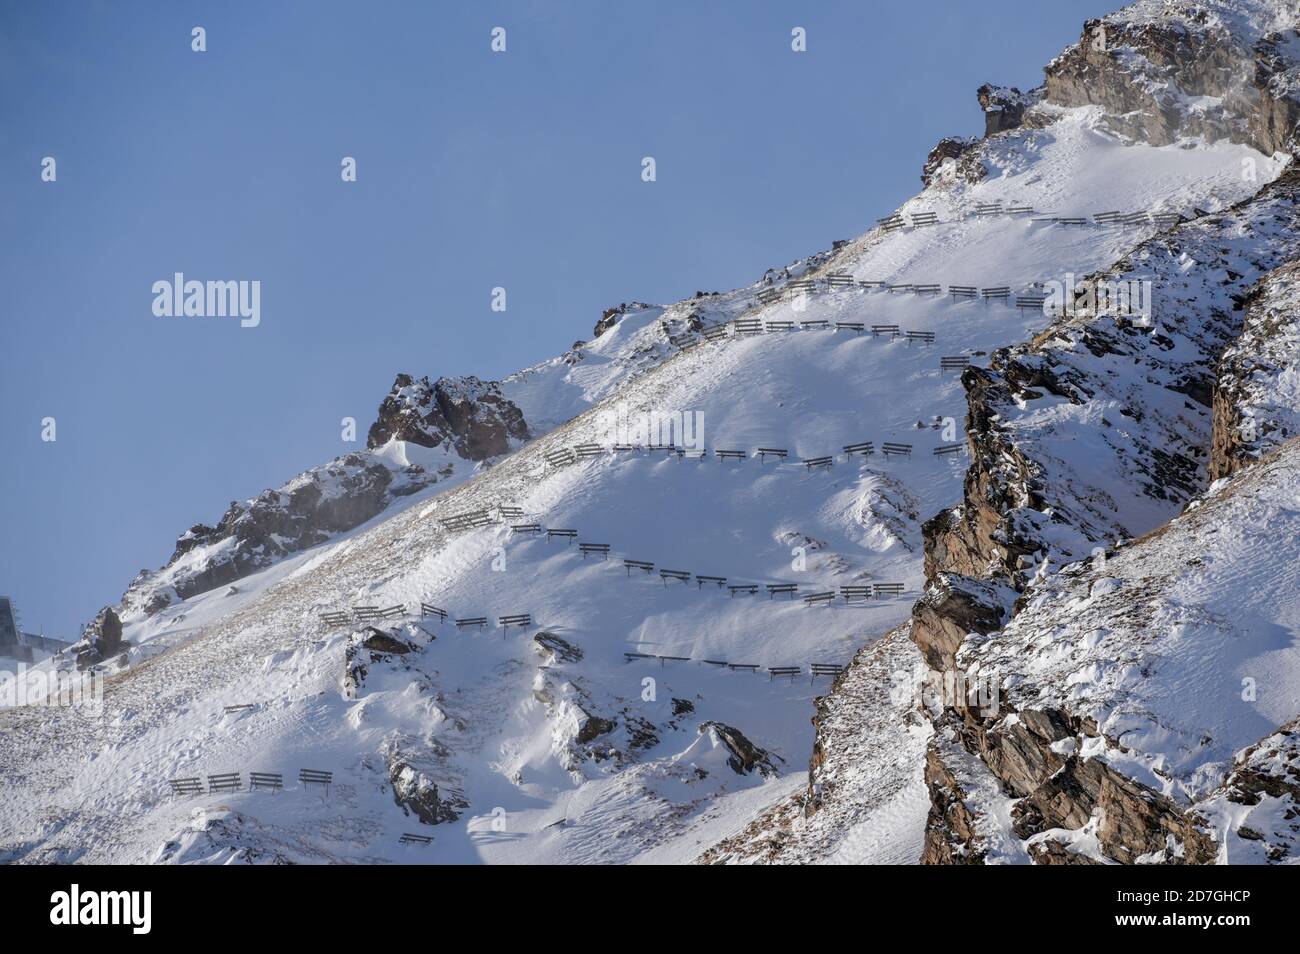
(4, 0), (1300, 866)
(120, 98), (1286, 627)
(948, 440), (1300, 864)
(877, 0), (1300, 868)
(695, 625), (932, 865)
(924, 163), (1300, 611)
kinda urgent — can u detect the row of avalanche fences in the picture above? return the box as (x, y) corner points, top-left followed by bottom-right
(743, 273), (1153, 321)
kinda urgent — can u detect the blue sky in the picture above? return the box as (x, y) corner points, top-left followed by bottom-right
(0, 0), (1104, 637)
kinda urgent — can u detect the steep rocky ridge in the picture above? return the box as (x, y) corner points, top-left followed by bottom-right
(731, 1), (1300, 866)
(936, 442), (1300, 863)
(1211, 255), (1300, 476)
(116, 373), (517, 620)
(910, 164), (1300, 861)
(924, 164), (1300, 605)
(692, 0), (1300, 865)
(991, 1), (1300, 155)
(366, 373), (529, 457)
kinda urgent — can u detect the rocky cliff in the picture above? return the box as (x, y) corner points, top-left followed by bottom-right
(118, 373), (531, 620)
(366, 373), (530, 458)
(922, 165), (1300, 605)
(1211, 256), (1300, 477)
(911, 163), (1300, 865)
(71, 606), (125, 670)
(1025, 2), (1300, 155)
(683, 0), (1300, 866)
(937, 441), (1300, 863)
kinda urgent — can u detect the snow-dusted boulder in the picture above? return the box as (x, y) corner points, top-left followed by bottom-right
(367, 373), (530, 459)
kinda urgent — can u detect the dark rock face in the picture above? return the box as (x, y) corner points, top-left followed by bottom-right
(119, 457), (399, 619)
(699, 721), (779, 777)
(921, 741), (986, 864)
(1211, 259), (1300, 479)
(1006, 723), (1215, 864)
(366, 373), (529, 459)
(594, 307), (620, 339)
(388, 756), (467, 826)
(167, 454), (395, 604)
(976, 84), (1032, 136)
(921, 137), (985, 188)
(575, 713), (617, 746)
(1043, 16), (1300, 155)
(910, 574), (1008, 672)
(359, 628), (415, 656)
(921, 369), (1042, 584)
(74, 606), (125, 670)
(118, 369), (530, 619)
(923, 704), (1218, 865)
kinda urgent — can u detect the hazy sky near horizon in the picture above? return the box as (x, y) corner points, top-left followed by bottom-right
(0, 0), (1104, 637)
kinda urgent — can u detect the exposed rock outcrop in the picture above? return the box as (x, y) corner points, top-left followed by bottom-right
(592, 301), (655, 339)
(148, 453), (398, 607)
(910, 573), (1009, 672)
(913, 164), (1300, 865)
(921, 136), (985, 188)
(367, 373), (530, 458)
(342, 627), (420, 697)
(976, 84), (1034, 136)
(73, 606), (125, 670)
(1211, 257), (1300, 478)
(575, 712), (617, 745)
(699, 721), (779, 777)
(116, 370), (531, 621)
(532, 631), (584, 665)
(387, 748), (468, 826)
(1042, 10), (1300, 155)
(921, 738), (987, 864)
(932, 701), (1216, 864)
